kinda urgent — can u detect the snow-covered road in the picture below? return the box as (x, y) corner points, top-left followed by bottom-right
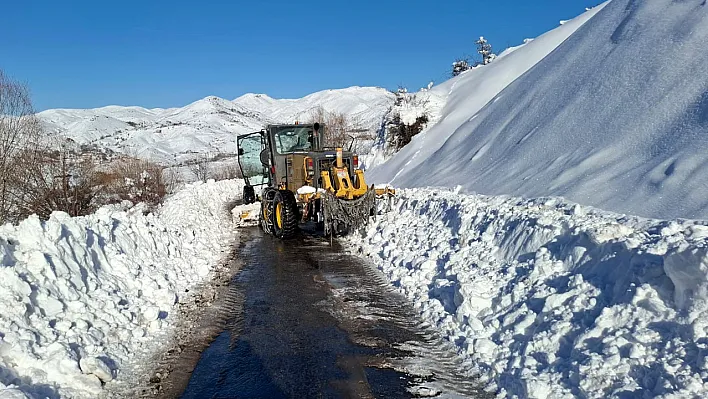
(347, 187), (708, 398)
(0, 180), (243, 398)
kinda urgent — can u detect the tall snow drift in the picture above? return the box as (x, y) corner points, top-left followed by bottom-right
(0, 180), (241, 398)
(370, 0), (708, 220)
(350, 188), (708, 398)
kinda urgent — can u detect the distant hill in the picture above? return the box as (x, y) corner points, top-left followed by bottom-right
(39, 86), (394, 165)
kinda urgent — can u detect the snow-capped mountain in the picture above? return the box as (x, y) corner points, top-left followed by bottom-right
(233, 86), (395, 128)
(38, 86), (395, 165)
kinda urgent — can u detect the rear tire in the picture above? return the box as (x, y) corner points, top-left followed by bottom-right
(243, 185), (256, 205)
(272, 190), (298, 239)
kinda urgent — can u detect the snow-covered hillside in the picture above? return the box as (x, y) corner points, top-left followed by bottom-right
(0, 180), (241, 398)
(369, 0), (708, 221)
(39, 87), (394, 165)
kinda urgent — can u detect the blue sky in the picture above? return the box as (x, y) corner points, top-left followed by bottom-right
(1, 0), (601, 111)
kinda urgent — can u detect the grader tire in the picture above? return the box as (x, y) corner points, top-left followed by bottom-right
(272, 190), (298, 239)
(243, 185), (256, 205)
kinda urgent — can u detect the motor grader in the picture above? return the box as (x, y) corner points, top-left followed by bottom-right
(236, 123), (393, 239)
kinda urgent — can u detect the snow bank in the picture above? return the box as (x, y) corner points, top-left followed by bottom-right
(0, 179), (242, 398)
(348, 188), (708, 398)
(370, 0), (708, 220)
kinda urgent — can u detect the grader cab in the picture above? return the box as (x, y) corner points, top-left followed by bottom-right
(237, 123), (393, 239)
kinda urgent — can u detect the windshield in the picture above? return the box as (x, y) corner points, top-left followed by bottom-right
(274, 126), (313, 154)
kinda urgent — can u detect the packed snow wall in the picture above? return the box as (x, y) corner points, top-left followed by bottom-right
(0, 180), (242, 398)
(349, 187), (708, 398)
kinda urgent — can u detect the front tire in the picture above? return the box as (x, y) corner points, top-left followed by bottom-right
(243, 185), (256, 205)
(272, 190), (298, 239)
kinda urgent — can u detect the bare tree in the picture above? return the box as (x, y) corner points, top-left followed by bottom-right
(162, 167), (183, 194)
(308, 106), (328, 132)
(0, 70), (42, 221)
(307, 106), (362, 148)
(107, 157), (166, 206)
(10, 143), (102, 220)
(8, 135), (168, 221)
(189, 153), (211, 181)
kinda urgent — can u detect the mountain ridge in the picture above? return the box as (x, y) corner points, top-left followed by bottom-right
(38, 86), (395, 165)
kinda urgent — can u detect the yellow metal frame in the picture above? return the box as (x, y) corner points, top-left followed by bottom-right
(374, 186), (396, 197)
(292, 146), (396, 205)
(275, 202), (283, 229)
(319, 168), (368, 200)
(312, 148), (368, 200)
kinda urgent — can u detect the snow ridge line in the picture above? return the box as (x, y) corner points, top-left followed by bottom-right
(347, 187), (708, 398)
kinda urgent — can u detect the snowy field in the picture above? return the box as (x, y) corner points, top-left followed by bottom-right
(0, 179), (242, 398)
(347, 187), (708, 398)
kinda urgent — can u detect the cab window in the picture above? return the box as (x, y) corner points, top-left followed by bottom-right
(274, 127), (313, 154)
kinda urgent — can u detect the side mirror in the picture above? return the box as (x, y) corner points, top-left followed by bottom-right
(313, 122), (320, 133)
(259, 148), (270, 167)
(238, 148), (244, 156)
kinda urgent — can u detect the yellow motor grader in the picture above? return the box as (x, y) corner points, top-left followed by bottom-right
(237, 123), (393, 239)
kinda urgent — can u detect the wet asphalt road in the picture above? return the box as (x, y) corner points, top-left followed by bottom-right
(180, 228), (485, 398)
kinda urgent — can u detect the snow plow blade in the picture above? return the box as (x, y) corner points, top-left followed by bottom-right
(233, 203), (261, 227)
